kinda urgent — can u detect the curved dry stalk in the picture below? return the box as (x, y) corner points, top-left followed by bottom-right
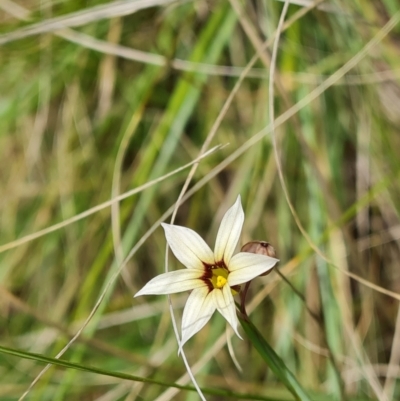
(0, 285), (152, 366)
(0, 0), (181, 45)
(110, 105), (146, 291)
(266, 0), (347, 399)
(199, 8), (400, 303)
(9, 4), (400, 400)
(162, 2), (327, 398)
(16, 147), (222, 401)
(382, 283), (400, 399)
(266, 3), (400, 401)
(0, 147), (221, 255)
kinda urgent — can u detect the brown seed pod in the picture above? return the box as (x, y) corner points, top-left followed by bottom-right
(241, 241), (277, 276)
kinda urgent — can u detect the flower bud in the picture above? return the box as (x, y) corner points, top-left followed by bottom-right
(241, 241), (276, 276)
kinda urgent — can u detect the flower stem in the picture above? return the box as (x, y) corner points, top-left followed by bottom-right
(240, 281), (252, 316)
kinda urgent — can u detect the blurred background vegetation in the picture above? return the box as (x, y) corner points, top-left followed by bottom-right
(1, 0), (400, 400)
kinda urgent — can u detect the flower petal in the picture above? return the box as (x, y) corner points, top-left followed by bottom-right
(214, 196), (244, 265)
(162, 223), (215, 269)
(180, 287), (216, 351)
(213, 285), (242, 339)
(134, 269), (205, 297)
(227, 252), (279, 287)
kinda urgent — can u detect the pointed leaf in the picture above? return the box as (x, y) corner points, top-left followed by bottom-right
(239, 314), (313, 401)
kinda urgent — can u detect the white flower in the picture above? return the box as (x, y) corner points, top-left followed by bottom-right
(134, 195), (279, 348)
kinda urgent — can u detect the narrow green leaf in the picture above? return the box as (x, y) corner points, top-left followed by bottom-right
(0, 344), (288, 401)
(239, 314), (313, 401)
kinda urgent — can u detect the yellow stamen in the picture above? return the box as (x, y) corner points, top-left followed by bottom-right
(210, 267), (228, 289)
(216, 275), (227, 288)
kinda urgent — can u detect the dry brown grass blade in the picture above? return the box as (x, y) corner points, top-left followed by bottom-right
(0, 147), (222, 255)
(267, 3), (399, 400)
(160, 2), (329, 400)
(0, 285), (153, 366)
(0, 0), (182, 45)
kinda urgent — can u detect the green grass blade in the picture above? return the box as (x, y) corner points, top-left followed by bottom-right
(0, 345), (291, 401)
(239, 314), (313, 401)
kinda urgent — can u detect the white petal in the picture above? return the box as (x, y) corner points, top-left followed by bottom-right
(213, 285), (242, 339)
(227, 252), (279, 287)
(134, 269), (205, 297)
(180, 287), (216, 350)
(214, 196), (244, 265)
(162, 223), (215, 269)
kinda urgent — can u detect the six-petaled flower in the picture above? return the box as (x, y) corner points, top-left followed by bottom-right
(134, 196), (279, 348)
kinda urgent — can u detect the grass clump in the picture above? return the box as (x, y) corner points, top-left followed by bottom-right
(1, 0), (400, 400)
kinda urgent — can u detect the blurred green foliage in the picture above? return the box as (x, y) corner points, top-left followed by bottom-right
(1, 0), (400, 400)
